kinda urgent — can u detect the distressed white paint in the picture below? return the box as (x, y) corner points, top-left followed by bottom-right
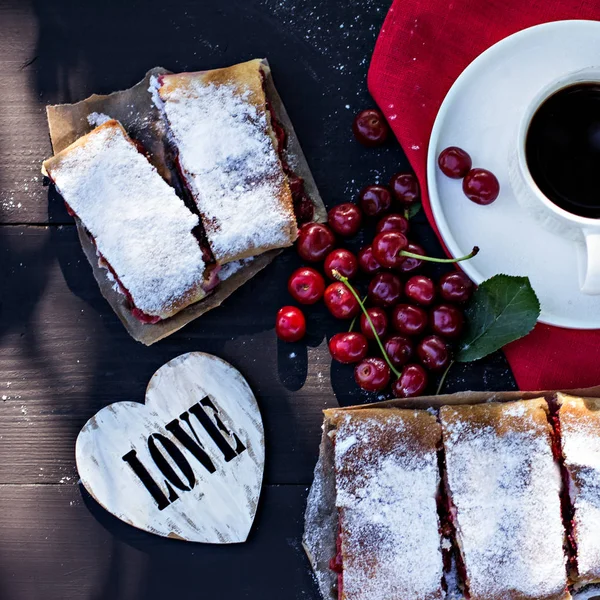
(76, 352), (264, 543)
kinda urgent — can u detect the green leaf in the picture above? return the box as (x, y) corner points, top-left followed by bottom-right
(404, 202), (422, 220)
(456, 274), (540, 363)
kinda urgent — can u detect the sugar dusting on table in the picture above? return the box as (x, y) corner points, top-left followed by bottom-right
(440, 402), (568, 600)
(334, 413), (444, 600)
(46, 123), (207, 317)
(157, 75), (296, 263)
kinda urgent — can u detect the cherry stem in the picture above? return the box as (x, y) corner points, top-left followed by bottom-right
(400, 246), (479, 264)
(435, 360), (455, 395)
(348, 295), (367, 333)
(332, 271), (402, 379)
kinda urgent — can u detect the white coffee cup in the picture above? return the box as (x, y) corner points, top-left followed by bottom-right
(509, 66), (600, 295)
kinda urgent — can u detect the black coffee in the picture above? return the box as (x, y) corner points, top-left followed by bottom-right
(526, 83), (600, 218)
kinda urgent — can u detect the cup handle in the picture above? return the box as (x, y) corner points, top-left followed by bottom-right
(581, 230), (600, 295)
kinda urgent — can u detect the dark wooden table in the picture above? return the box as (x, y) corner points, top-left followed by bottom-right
(0, 1), (515, 598)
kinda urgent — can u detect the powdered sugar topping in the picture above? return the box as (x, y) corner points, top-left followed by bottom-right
(559, 397), (600, 582)
(334, 412), (444, 600)
(87, 112), (112, 127)
(158, 74), (296, 263)
(441, 403), (567, 600)
(47, 122), (207, 317)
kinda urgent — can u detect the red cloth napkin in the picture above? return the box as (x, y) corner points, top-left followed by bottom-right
(368, 1), (600, 391)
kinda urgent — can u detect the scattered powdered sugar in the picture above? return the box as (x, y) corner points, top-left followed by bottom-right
(440, 402), (568, 600)
(87, 112), (112, 127)
(148, 76), (164, 111)
(334, 412), (444, 600)
(46, 122), (207, 317)
(559, 395), (600, 583)
(158, 74), (296, 263)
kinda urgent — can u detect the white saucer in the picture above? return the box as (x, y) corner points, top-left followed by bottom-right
(427, 20), (600, 329)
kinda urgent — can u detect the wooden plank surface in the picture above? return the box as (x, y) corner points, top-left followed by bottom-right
(0, 484), (318, 600)
(0, 0), (517, 597)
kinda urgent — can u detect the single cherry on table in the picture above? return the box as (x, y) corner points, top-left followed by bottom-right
(389, 172), (420, 205)
(324, 282), (360, 319)
(360, 308), (388, 340)
(417, 335), (450, 371)
(328, 202), (363, 237)
(430, 304), (465, 339)
(297, 222), (336, 262)
(352, 109), (390, 147)
(392, 303), (428, 336)
(398, 242), (425, 274)
(359, 185), (392, 217)
(358, 245), (382, 275)
(405, 275), (436, 306)
(439, 271), (474, 303)
(329, 332), (368, 364)
(438, 146), (472, 179)
(368, 272), (402, 307)
(354, 357), (391, 391)
(376, 213), (409, 235)
(372, 231), (409, 269)
(384, 335), (413, 368)
(276, 306), (306, 342)
(324, 249), (358, 280)
(287, 267), (325, 305)
(392, 363), (428, 398)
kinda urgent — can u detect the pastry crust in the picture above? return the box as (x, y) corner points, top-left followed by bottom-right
(326, 408), (444, 600)
(440, 399), (570, 600)
(157, 59), (298, 265)
(556, 393), (600, 588)
(43, 120), (209, 321)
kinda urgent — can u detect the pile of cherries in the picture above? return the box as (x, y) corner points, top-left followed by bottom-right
(276, 182), (474, 397)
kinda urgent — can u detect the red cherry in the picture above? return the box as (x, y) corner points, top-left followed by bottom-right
(439, 271), (474, 303)
(398, 243), (425, 274)
(430, 304), (465, 339)
(359, 185), (392, 217)
(389, 172), (420, 205)
(324, 282), (360, 319)
(358, 245), (382, 275)
(329, 332), (368, 364)
(376, 213), (409, 235)
(297, 223), (336, 262)
(438, 147), (472, 179)
(328, 203), (363, 237)
(417, 335), (450, 371)
(405, 275), (436, 306)
(287, 267), (325, 305)
(368, 272), (402, 307)
(392, 303), (428, 336)
(275, 306), (306, 342)
(324, 249), (358, 280)
(372, 231), (408, 269)
(392, 364), (428, 398)
(463, 168), (500, 205)
(352, 109), (390, 147)
(354, 357), (391, 391)
(360, 308), (388, 340)
(384, 335), (413, 368)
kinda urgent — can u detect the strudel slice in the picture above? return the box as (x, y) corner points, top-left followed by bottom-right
(440, 399), (570, 600)
(43, 120), (213, 322)
(556, 393), (600, 587)
(155, 59), (298, 265)
(327, 408), (445, 600)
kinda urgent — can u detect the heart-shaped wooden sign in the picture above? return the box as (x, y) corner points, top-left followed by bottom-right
(75, 352), (264, 543)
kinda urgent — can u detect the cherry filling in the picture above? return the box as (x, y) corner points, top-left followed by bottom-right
(261, 72), (314, 225)
(329, 522), (343, 600)
(546, 399), (579, 580)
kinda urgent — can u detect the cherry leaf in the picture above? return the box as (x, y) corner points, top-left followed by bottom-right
(456, 275), (540, 363)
